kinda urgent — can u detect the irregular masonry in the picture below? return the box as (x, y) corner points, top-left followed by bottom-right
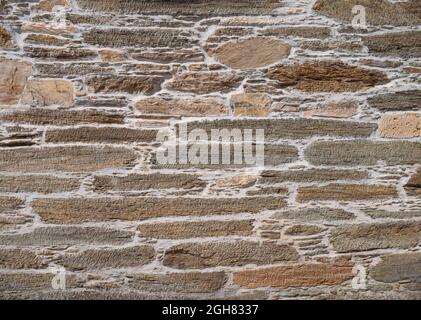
(0, 0), (420, 300)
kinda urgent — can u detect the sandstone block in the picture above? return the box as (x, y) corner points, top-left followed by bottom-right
(0, 146), (137, 173)
(21, 80), (74, 107)
(138, 220), (254, 239)
(234, 262), (354, 289)
(331, 222), (421, 252)
(267, 61), (388, 92)
(163, 241), (299, 269)
(305, 140), (421, 166)
(378, 113), (421, 138)
(213, 37), (291, 70)
(297, 184), (398, 202)
(32, 197), (287, 224)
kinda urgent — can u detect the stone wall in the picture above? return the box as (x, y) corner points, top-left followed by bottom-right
(0, 0), (420, 300)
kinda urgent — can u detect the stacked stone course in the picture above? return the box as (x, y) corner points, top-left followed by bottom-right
(0, 0), (420, 300)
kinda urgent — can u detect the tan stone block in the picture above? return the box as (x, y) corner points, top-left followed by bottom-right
(21, 80), (74, 107)
(0, 175), (79, 193)
(138, 220), (254, 239)
(165, 72), (242, 94)
(0, 249), (44, 269)
(304, 101), (358, 118)
(231, 93), (271, 117)
(136, 97), (227, 117)
(297, 184), (398, 202)
(0, 146), (136, 172)
(32, 197), (287, 224)
(163, 241), (299, 269)
(0, 58), (32, 105)
(267, 60), (388, 92)
(331, 222), (421, 252)
(128, 272), (227, 293)
(0, 26), (14, 48)
(59, 246), (155, 271)
(214, 37), (291, 70)
(379, 113), (421, 138)
(234, 261), (354, 288)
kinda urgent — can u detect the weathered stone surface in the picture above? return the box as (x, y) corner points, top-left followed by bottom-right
(25, 34), (74, 46)
(0, 146), (136, 172)
(299, 40), (362, 52)
(234, 262), (354, 288)
(131, 48), (204, 63)
(32, 290), (178, 300)
(136, 97), (227, 117)
(0, 196), (24, 212)
(260, 169), (369, 184)
(379, 113), (421, 138)
(213, 37), (290, 70)
(0, 273), (50, 293)
(247, 186), (288, 196)
(0, 109), (124, 125)
(35, 0), (70, 11)
(165, 72), (242, 94)
(297, 184), (398, 202)
(368, 90), (421, 111)
(0, 249), (44, 269)
(99, 49), (126, 62)
(21, 22), (77, 35)
(35, 63), (114, 77)
(359, 59), (403, 69)
(304, 101), (358, 118)
(45, 127), (157, 143)
(267, 61), (388, 92)
(284, 225), (325, 236)
(0, 0), (7, 14)
(75, 96), (127, 109)
(0, 215), (31, 231)
(128, 272), (227, 293)
(331, 222), (421, 252)
(122, 63), (172, 75)
(32, 197), (287, 224)
(21, 79), (74, 107)
(0, 25), (14, 48)
(0, 126), (41, 148)
(59, 246), (155, 271)
(261, 26), (331, 39)
(139, 220), (254, 239)
(0, 273), (80, 293)
(0, 226), (132, 246)
(215, 176), (257, 188)
(305, 140), (421, 166)
(272, 208), (356, 221)
(405, 169), (421, 197)
(183, 118), (376, 140)
(0, 175), (79, 193)
(231, 93), (271, 117)
(84, 28), (195, 48)
(152, 144), (299, 169)
(403, 67), (421, 74)
(24, 46), (97, 60)
(364, 32), (421, 58)
(86, 75), (164, 95)
(94, 173), (206, 192)
(163, 241), (299, 269)
(1, 0), (419, 300)
(0, 58), (32, 105)
(366, 210), (421, 219)
(210, 27), (253, 38)
(77, 0), (281, 16)
(370, 252), (421, 283)
(313, 0), (421, 26)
